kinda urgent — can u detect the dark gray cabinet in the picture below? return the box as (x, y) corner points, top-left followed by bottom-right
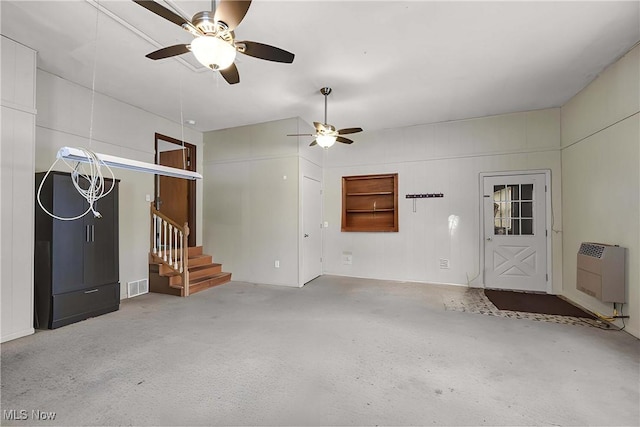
(35, 171), (120, 329)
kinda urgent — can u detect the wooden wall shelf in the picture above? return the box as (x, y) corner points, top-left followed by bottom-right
(342, 173), (398, 232)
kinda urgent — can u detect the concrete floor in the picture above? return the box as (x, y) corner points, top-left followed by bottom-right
(1, 275), (638, 426)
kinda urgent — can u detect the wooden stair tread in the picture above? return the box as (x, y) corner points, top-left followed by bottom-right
(188, 272), (232, 295)
(190, 271), (230, 285)
(190, 263), (222, 272)
(189, 258), (210, 268)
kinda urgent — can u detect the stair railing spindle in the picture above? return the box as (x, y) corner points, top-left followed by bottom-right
(179, 230), (184, 273)
(163, 220), (168, 262)
(152, 213), (158, 254)
(158, 218), (162, 260)
(174, 227), (179, 269)
(168, 224), (173, 267)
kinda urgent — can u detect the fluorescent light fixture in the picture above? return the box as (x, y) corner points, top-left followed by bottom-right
(57, 147), (202, 180)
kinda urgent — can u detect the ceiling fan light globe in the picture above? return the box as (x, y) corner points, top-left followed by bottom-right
(191, 36), (236, 70)
(316, 134), (337, 148)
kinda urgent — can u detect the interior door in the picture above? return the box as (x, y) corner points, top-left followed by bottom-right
(158, 149), (189, 227)
(155, 133), (197, 247)
(483, 173), (548, 292)
(302, 176), (322, 284)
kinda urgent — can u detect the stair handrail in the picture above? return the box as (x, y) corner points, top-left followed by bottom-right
(149, 202), (190, 296)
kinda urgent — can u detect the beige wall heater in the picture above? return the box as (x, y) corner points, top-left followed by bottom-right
(576, 243), (626, 303)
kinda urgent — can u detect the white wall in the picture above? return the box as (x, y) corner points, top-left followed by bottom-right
(322, 109), (563, 291)
(1, 36), (37, 342)
(34, 70), (203, 301)
(561, 45), (639, 338)
(203, 117), (316, 287)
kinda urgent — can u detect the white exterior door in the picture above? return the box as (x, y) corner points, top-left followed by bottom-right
(483, 173), (548, 292)
(302, 177), (322, 284)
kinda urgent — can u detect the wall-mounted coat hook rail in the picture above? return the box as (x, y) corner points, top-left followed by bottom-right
(405, 193), (444, 199)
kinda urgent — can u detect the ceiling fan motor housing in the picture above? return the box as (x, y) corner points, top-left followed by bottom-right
(192, 11), (228, 35)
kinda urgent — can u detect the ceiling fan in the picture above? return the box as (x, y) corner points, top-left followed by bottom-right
(288, 87), (363, 148)
(133, 0), (295, 84)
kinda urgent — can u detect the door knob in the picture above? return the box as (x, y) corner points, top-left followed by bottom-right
(304, 234), (309, 238)
(486, 237), (493, 241)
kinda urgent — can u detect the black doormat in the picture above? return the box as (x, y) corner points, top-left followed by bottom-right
(484, 289), (595, 318)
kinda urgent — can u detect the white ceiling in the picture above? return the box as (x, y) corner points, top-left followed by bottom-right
(2, 1), (638, 134)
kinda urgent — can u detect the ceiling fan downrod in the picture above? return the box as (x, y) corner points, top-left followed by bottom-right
(321, 87), (332, 125)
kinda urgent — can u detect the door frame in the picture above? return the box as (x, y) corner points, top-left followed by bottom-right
(478, 169), (552, 293)
(154, 133), (197, 247)
(301, 176), (323, 286)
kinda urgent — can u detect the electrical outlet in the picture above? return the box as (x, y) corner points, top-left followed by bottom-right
(275, 260), (280, 268)
(145, 194), (152, 202)
(439, 258), (450, 269)
(324, 221), (329, 228)
(342, 252), (352, 265)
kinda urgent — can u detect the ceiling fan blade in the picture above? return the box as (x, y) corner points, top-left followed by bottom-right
(214, 0), (252, 31)
(133, 0), (189, 27)
(238, 41), (295, 63)
(314, 122), (324, 131)
(219, 63), (240, 84)
(310, 140), (318, 147)
(145, 44), (190, 60)
(338, 127), (363, 135)
(337, 136), (354, 144)
(286, 134), (314, 137)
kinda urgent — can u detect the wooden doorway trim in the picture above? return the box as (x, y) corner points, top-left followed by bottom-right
(154, 133), (197, 247)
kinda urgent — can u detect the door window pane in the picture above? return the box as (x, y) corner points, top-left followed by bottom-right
(492, 183), (534, 236)
(510, 219), (521, 235)
(512, 202), (520, 217)
(509, 184), (520, 200)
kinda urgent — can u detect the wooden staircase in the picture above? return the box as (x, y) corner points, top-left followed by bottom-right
(148, 202), (231, 297)
(149, 246), (232, 297)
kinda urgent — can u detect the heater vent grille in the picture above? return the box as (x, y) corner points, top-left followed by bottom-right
(127, 279), (149, 298)
(578, 243), (605, 258)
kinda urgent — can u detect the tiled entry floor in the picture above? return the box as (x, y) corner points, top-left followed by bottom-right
(443, 288), (612, 329)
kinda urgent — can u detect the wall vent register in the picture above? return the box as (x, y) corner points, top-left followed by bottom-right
(578, 243), (605, 259)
